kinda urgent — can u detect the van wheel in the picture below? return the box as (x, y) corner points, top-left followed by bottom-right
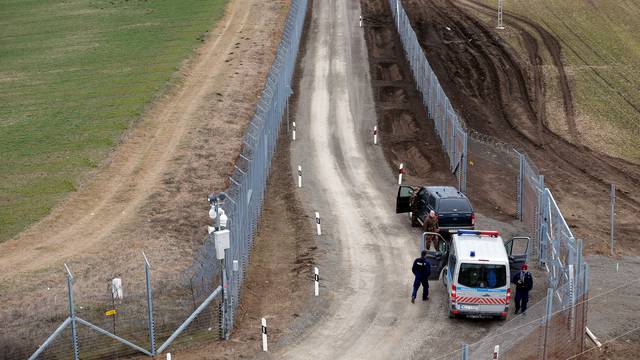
(449, 311), (456, 319)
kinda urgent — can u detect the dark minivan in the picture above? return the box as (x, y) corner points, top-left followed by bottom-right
(396, 186), (475, 231)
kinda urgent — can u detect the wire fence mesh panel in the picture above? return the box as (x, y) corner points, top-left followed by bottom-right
(211, 0), (308, 337)
(469, 296), (548, 360)
(467, 137), (519, 217)
(9, 1), (309, 359)
(27, 325), (74, 360)
(521, 154), (544, 257)
(388, 0), (591, 358)
(389, 0), (468, 193)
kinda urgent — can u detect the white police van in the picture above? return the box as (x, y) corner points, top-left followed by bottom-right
(421, 230), (529, 320)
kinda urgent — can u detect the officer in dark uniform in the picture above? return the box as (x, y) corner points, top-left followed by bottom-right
(511, 263), (533, 314)
(411, 250), (431, 303)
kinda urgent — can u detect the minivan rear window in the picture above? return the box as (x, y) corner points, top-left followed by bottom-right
(458, 263), (506, 289)
(439, 198), (471, 212)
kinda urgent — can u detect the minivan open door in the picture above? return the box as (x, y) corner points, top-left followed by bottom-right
(421, 232), (448, 280)
(396, 185), (414, 213)
(505, 236), (530, 273)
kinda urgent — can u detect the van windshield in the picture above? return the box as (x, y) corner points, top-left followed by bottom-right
(458, 263), (506, 289)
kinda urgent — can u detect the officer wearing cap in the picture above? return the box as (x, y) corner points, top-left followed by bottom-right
(512, 264), (533, 314)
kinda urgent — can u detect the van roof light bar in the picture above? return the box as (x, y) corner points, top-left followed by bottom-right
(456, 230), (500, 237)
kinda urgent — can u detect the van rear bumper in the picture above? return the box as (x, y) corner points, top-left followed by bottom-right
(451, 304), (508, 317)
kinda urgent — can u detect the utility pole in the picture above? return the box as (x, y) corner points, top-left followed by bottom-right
(497, 0), (505, 30)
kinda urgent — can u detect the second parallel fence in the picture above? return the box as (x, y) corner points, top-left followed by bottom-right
(388, 0), (589, 358)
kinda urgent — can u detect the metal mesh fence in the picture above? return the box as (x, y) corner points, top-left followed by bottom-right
(467, 279), (589, 360)
(387, 0), (590, 358)
(389, 0), (468, 193)
(214, 0), (308, 337)
(12, 0), (309, 358)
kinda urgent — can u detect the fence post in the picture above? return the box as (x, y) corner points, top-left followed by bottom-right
(610, 184), (616, 256)
(517, 152), (525, 221)
(461, 344), (469, 360)
(462, 133), (468, 194)
(143, 253), (156, 355)
(65, 264), (80, 360)
(580, 263), (589, 354)
(542, 288), (554, 360)
(538, 183), (546, 266)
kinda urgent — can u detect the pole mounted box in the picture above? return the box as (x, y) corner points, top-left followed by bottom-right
(214, 230), (231, 260)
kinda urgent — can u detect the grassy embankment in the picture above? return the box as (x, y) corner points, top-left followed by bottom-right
(0, 0), (226, 242)
(472, 0), (640, 163)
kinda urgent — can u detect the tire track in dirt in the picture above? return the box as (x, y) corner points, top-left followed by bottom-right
(463, 0), (579, 145)
(401, 0), (640, 253)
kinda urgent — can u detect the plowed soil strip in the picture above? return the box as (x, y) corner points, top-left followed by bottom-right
(403, 0), (640, 254)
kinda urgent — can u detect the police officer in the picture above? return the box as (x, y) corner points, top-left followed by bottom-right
(411, 250), (431, 303)
(423, 210), (439, 250)
(512, 264), (533, 314)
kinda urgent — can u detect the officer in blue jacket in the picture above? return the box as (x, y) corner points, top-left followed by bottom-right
(411, 250), (431, 303)
(511, 263), (533, 314)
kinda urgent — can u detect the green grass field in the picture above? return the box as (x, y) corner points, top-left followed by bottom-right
(474, 0), (640, 163)
(0, 0), (226, 242)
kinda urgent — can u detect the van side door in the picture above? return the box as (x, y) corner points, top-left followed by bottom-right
(396, 185), (415, 213)
(505, 236), (530, 273)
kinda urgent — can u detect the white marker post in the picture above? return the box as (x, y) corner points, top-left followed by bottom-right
(297, 165), (303, 188)
(373, 125), (378, 145)
(292, 121), (297, 141)
(398, 163), (404, 185)
(314, 267), (319, 296)
(167, 353), (172, 360)
(315, 212), (321, 236)
(493, 345), (500, 359)
(497, 0), (505, 29)
(261, 318), (268, 352)
(359, 15), (363, 27)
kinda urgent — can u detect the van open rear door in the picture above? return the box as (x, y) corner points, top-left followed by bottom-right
(421, 232), (448, 280)
(505, 236), (530, 273)
(396, 186), (414, 213)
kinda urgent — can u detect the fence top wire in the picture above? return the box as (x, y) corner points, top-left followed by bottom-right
(565, 324), (640, 360)
(462, 277), (640, 351)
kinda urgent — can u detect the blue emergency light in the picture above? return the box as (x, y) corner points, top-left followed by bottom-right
(457, 230), (500, 237)
(470, 251), (476, 257)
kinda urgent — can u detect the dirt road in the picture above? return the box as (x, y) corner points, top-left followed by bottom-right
(0, 0), (290, 354)
(268, 0), (522, 358)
